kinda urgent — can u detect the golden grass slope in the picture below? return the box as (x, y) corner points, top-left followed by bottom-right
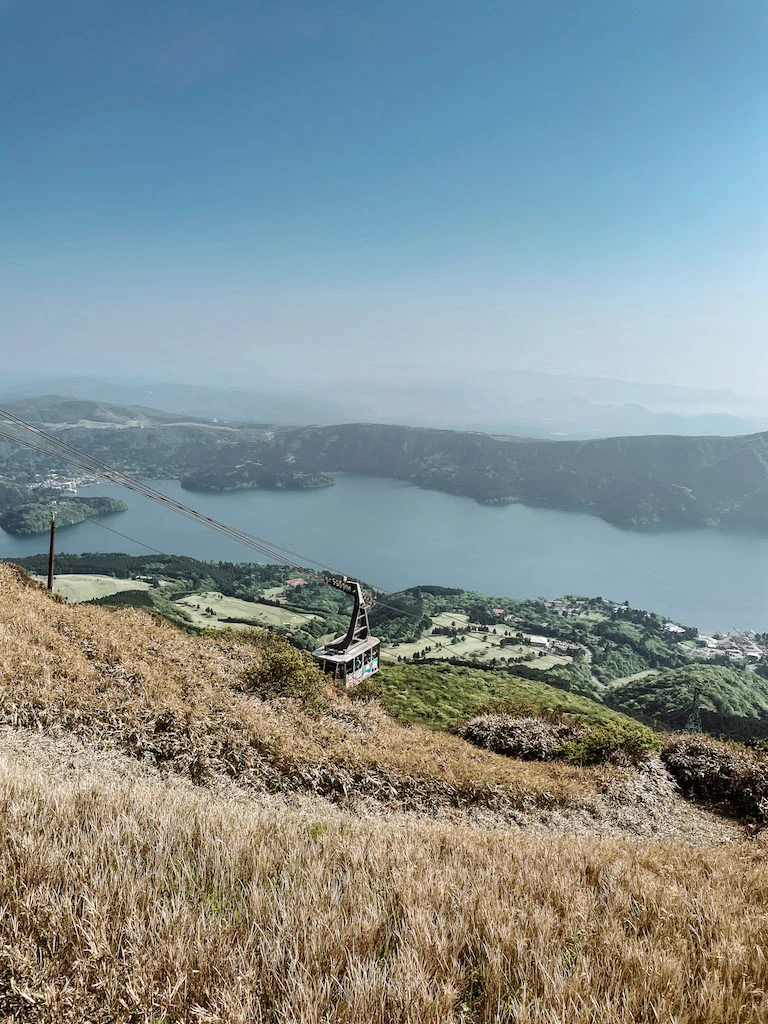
(0, 562), (600, 817)
(0, 563), (765, 1022)
(0, 752), (765, 1024)
(0, 562), (740, 840)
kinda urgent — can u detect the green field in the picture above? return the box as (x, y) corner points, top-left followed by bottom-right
(383, 610), (572, 669)
(177, 592), (317, 631)
(44, 575), (152, 604)
(610, 669), (660, 688)
(37, 573), (317, 635)
(371, 662), (630, 729)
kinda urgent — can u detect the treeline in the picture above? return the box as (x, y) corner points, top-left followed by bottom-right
(0, 496), (127, 536)
(9, 552), (301, 597)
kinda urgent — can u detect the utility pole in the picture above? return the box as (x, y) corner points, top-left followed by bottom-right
(47, 510), (56, 593)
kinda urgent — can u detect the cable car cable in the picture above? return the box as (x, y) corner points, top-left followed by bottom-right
(0, 411), (512, 652)
(0, 410), (367, 581)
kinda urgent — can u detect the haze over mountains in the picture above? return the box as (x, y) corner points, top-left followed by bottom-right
(3, 371), (765, 439)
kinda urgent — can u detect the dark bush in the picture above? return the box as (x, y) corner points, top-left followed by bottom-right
(457, 714), (578, 761)
(662, 733), (768, 821)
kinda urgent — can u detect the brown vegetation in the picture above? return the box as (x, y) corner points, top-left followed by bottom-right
(663, 732), (768, 821)
(0, 563), (601, 815)
(0, 754), (765, 1024)
(1, 562), (764, 1021)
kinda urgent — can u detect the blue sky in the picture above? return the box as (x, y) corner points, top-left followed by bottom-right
(2, 1), (767, 395)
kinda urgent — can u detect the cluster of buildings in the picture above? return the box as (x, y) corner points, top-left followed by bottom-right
(29, 471), (97, 495)
(680, 626), (765, 663)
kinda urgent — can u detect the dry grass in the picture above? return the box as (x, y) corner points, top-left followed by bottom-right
(0, 562), (764, 1021)
(0, 563), (599, 817)
(0, 754), (765, 1023)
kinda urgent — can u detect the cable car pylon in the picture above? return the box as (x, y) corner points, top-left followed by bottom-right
(312, 576), (380, 687)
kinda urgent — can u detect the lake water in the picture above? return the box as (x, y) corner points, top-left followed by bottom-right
(1, 474), (767, 632)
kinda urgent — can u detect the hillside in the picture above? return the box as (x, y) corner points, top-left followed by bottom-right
(6, 395), (768, 529)
(608, 664), (768, 740)
(181, 421), (768, 529)
(14, 551), (768, 740)
(0, 562), (658, 827)
(4, 562), (768, 1020)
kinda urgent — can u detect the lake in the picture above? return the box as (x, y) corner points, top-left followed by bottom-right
(1, 474), (767, 632)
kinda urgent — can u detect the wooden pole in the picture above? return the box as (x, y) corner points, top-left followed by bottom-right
(47, 511), (56, 593)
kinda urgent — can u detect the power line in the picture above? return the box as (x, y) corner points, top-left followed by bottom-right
(82, 517), (166, 555)
(0, 411), (368, 637)
(62, 521), (322, 632)
(0, 408), (511, 652)
(0, 412), (357, 578)
(0, 420), (337, 576)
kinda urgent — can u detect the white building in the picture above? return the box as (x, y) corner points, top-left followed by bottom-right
(528, 635), (550, 648)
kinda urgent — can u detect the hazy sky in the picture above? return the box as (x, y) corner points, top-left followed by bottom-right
(2, 1), (767, 396)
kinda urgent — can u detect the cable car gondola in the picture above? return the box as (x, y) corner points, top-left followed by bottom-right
(312, 576), (380, 687)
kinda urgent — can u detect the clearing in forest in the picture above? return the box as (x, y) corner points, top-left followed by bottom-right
(177, 590), (317, 630)
(42, 574), (152, 603)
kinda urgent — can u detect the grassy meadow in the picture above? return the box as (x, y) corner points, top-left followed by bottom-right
(0, 755), (765, 1024)
(373, 661), (629, 729)
(176, 590), (318, 631)
(43, 573), (152, 603)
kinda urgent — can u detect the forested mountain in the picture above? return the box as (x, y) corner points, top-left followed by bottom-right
(0, 476), (126, 535)
(183, 422), (768, 530)
(6, 396), (768, 530)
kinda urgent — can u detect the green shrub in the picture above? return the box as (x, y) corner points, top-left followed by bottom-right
(243, 644), (325, 705)
(559, 720), (660, 767)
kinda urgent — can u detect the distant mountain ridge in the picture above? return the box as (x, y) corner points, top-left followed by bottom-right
(183, 421), (768, 530)
(5, 396), (768, 530)
(4, 373), (766, 438)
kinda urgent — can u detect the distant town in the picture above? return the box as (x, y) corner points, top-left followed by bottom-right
(543, 597), (766, 666)
(29, 471), (100, 495)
